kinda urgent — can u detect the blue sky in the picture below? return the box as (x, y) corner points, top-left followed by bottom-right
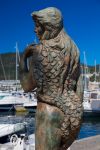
(0, 0), (100, 65)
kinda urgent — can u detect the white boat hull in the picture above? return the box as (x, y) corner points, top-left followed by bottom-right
(0, 123), (26, 138)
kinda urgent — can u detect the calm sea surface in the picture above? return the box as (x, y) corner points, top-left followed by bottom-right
(0, 112), (100, 140)
(78, 116), (100, 139)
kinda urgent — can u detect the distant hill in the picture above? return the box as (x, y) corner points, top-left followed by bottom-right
(88, 64), (100, 74)
(0, 53), (19, 80)
(0, 53), (100, 81)
(81, 64), (100, 82)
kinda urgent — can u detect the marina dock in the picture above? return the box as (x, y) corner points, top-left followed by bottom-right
(0, 135), (100, 150)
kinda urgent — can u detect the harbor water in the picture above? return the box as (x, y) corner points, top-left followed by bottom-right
(0, 112), (100, 143)
(78, 116), (100, 139)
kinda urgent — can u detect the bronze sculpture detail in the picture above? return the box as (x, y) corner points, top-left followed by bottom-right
(20, 7), (83, 150)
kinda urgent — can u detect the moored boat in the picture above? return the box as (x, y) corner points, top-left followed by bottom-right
(0, 122), (27, 138)
(83, 89), (100, 116)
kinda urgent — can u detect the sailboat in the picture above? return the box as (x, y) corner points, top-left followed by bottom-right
(14, 42), (37, 112)
(0, 46), (28, 140)
(83, 53), (100, 116)
(0, 44), (30, 111)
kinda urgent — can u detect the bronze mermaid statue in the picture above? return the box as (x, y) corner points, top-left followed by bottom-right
(20, 7), (83, 150)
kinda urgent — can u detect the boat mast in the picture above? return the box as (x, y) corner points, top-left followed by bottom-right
(83, 51), (88, 90)
(95, 60), (96, 82)
(15, 42), (19, 91)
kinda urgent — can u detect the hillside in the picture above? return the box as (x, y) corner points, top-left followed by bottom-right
(81, 64), (100, 82)
(0, 53), (19, 80)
